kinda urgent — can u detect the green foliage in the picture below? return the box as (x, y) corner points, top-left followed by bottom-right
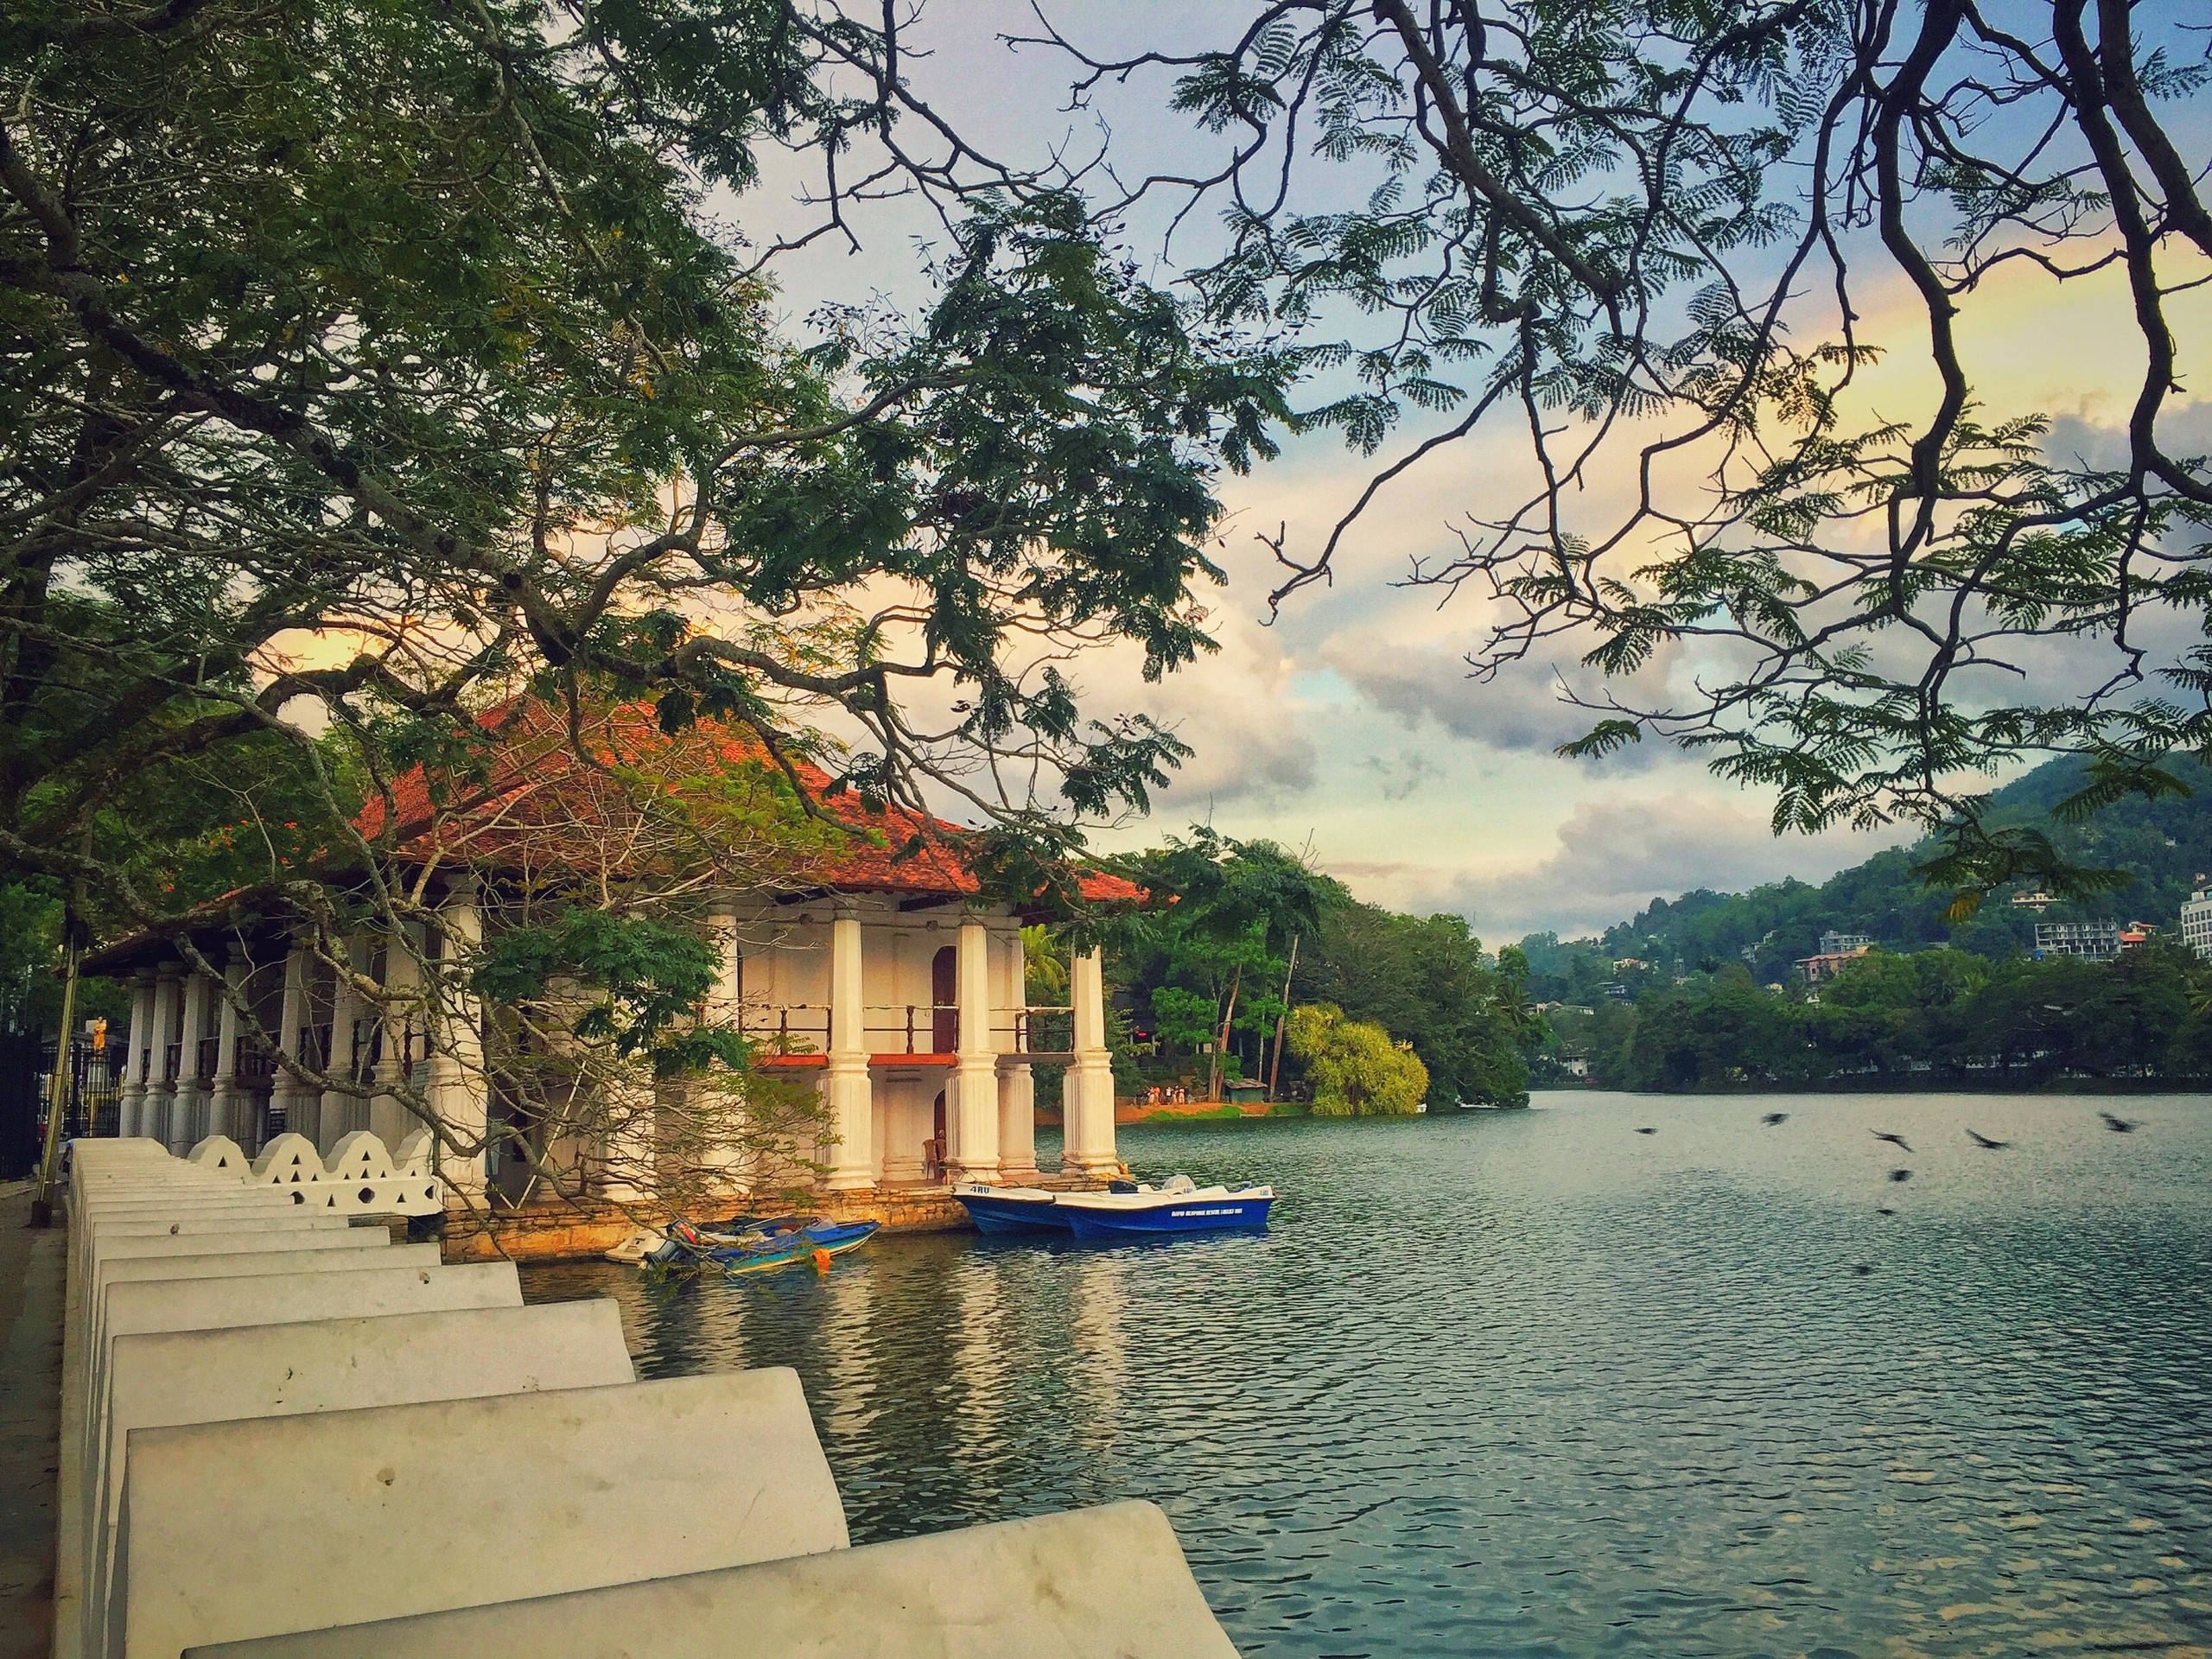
(1577, 944), (2207, 1091)
(2, 1), (1294, 949)
(1294, 903), (1534, 1107)
(473, 906), (745, 1078)
(1285, 1004), (1427, 1116)
(1521, 753), (2212, 996)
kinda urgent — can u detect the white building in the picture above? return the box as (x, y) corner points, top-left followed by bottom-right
(2033, 919), (2120, 960)
(1817, 931), (1872, 956)
(83, 708), (1128, 1205)
(2182, 882), (2212, 960)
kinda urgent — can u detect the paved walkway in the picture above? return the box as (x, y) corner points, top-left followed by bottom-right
(0, 1179), (64, 1659)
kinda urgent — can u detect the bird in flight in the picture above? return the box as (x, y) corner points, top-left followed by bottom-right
(1888, 1167), (1913, 1183)
(1966, 1128), (2011, 1150)
(1872, 1130), (1913, 1152)
(1876, 1205), (1897, 1216)
(1849, 1262), (1874, 1276)
(2099, 1111), (2137, 1134)
(1761, 1112), (1789, 1127)
(1634, 1126), (1657, 1135)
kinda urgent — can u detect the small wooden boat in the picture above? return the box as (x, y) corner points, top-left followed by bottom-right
(643, 1216), (880, 1276)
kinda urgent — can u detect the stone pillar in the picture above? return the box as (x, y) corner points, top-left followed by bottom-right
(319, 930), (366, 1152)
(430, 886), (488, 1196)
(1065, 946), (1120, 1177)
(998, 1064), (1038, 1180)
(370, 925), (421, 1150)
(118, 969), (154, 1137)
(270, 938), (313, 1142)
(171, 968), (213, 1152)
(145, 964), (182, 1151)
(209, 947), (245, 1146)
(823, 906), (874, 1192)
(995, 931), (1038, 1179)
(947, 917), (1001, 1184)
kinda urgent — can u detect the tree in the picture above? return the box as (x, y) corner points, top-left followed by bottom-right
(1284, 1003), (1428, 1116)
(3, 0), (1292, 1171)
(1294, 902), (1533, 1105)
(1122, 828), (1330, 1099)
(1027, 2), (2212, 902)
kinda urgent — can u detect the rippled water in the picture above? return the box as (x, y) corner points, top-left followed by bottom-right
(523, 1090), (2212, 1657)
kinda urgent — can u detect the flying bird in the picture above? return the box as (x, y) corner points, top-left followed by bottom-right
(1761, 1112), (1789, 1127)
(1966, 1128), (2011, 1149)
(1634, 1126), (1657, 1135)
(1849, 1262), (1874, 1276)
(1872, 1130), (1914, 1152)
(1876, 1205), (1897, 1216)
(1888, 1167), (1913, 1183)
(2099, 1111), (2137, 1134)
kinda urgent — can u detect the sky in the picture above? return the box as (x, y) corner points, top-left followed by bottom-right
(730, 4), (2210, 944)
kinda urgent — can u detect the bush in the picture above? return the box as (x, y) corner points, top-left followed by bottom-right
(1284, 1004), (1428, 1116)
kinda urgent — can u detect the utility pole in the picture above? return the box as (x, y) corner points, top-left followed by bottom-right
(30, 909), (85, 1228)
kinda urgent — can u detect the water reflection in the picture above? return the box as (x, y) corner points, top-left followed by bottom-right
(524, 1092), (2212, 1657)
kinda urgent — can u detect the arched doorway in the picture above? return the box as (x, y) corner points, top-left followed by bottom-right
(927, 1087), (948, 1182)
(931, 945), (957, 1052)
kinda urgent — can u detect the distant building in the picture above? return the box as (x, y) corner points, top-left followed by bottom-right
(1797, 945), (1871, 983)
(2011, 890), (2056, 912)
(1818, 931), (1872, 956)
(2183, 880), (2212, 960)
(2034, 920), (2120, 960)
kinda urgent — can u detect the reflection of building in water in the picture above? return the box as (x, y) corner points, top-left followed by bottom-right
(1065, 1250), (1129, 1460)
(947, 1257), (1016, 1507)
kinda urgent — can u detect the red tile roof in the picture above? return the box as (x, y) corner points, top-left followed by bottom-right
(361, 701), (1141, 906)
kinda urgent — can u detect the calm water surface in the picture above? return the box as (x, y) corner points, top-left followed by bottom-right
(523, 1091), (2212, 1658)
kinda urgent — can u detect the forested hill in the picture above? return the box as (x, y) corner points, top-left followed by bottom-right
(1518, 756), (2212, 988)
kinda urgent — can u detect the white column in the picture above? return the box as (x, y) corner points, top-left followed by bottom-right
(145, 965), (182, 1151)
(823, 906), (874, 1192)
(998, 1065), (1037, 1179)
(319, 931), (365, 1152)
(1065, 946), (1119, 1177)
(171, 968), (213, 1152)
(995, 931), (1037, 1178)
(209, 948), (245, 1145)
(370, 925), (420, 1149)
(430, 886), (488, 1196)
(684, 911), (746, 1198)
(118, 969), (154, 1137)
(947, 917), (1001, 1184)
(270, 938), (313, 1141)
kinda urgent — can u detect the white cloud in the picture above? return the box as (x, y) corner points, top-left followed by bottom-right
(1337, 793), (1911, 940)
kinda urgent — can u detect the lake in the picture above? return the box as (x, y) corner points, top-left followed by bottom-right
(521, 1090), (2212, 1657)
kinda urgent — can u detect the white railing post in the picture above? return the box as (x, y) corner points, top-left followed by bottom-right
(118, 969), (153, 1137)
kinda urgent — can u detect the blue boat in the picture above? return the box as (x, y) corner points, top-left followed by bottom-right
(951, 1184), (1070, 1234)
(1055, 1179), (1274, 1242)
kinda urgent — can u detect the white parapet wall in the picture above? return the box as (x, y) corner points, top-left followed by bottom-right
(176, 1501), (1243, 1659)
(56, 1137), (1244, 1659)
(110, 1371), (848, 1659)
(89, 1301), (636, 1657)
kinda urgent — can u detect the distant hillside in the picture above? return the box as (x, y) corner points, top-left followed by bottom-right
(1519, 755), (2212, 990)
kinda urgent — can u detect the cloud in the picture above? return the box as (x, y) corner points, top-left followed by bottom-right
(1337, 792), (1911, 940)
(1320, 635), (1666, 770)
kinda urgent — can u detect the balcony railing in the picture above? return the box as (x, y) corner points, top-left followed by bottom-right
(196, 1036), (219, 1083)
(161, 1040), (181, 1082)
(731, 1004), (1080, 1060)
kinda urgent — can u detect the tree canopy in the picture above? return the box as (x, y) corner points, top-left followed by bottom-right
(1027, 1), (2212, 901)
(2, 0), (1294, 954)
